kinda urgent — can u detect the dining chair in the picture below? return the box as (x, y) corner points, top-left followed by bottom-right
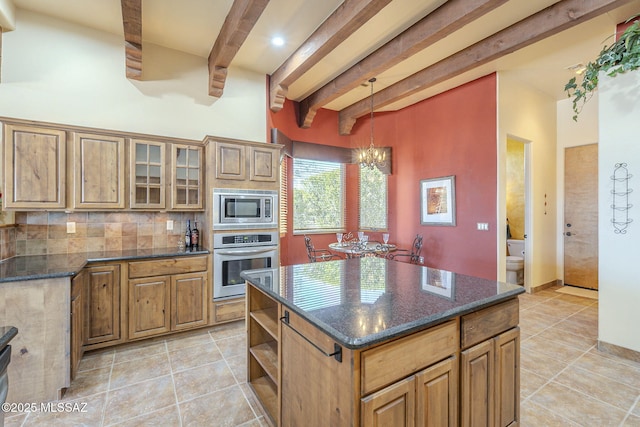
(386, 234), (423, 264)
(304, 235), (343, 262)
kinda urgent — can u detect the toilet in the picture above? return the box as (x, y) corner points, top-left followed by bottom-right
(506, 239), (525, 285)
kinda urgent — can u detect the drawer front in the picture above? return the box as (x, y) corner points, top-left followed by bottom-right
(129, 256), (208, 279)
(361, 320), (458, 395)
(214, 298), (246, 323)
(461, 298), (519, 349)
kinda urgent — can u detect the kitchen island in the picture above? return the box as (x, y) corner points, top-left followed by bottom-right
(241, 257), (525, 426)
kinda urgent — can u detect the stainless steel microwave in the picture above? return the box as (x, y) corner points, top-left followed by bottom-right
(213, 188), (278, 230)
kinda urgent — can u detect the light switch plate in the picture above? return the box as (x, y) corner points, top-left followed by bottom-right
(477, 222), (489, 231)
(166, 220), (174, 231)
(67, 222), (76, 234)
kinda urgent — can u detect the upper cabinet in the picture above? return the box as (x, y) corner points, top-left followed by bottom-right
(209, 138), (282, 190)
(215, 141), (246, 181)
(130, 139), (166, 209)
(3, 123), (66, 209)
(73, 132), (126, 209)
(171, 144), (203, 210)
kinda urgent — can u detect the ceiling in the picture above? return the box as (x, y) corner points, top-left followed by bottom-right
(10, 0), (640, 129)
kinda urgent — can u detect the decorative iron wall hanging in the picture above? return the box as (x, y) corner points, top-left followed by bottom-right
(611, 163), (633, 234)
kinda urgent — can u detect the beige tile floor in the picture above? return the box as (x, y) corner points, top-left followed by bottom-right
(5, 286), (640, 426)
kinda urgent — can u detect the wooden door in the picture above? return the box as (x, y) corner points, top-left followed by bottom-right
(216, 141), (246, 180)
(250, 146), (278, 182)
(564, 144), (598, 289)
(85, 265), (121, 345)
(361, 376), (416, 427)
(171, 144), (203, 210)
(3, 124), (66, 209)
(461, 339), (494, 427)
(494, 328), (520, 427)
(130, 139), (166, 209)
(415, 356), (458, 427)
(129, 276), (171, 339)
(70, 272), (85, 380)
(171, 272), (208, 331)
(73, 132), (125, 209)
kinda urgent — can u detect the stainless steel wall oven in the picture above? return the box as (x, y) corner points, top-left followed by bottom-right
(212, 231), (279, 299)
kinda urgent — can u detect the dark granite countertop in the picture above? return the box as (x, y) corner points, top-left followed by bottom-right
(241, 257), (525, 350)
(0, 248), (209, 283)
(0, 326), (18, 351)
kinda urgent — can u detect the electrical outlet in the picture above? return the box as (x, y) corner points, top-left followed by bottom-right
(166, 220), (174, 231)
(66, 222), (76, 234)
(477, 222), (489, 231)
(419, 256), (424, 264)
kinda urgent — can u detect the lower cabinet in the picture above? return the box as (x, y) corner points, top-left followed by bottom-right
(460, 328), (520, 427)
(70, 271), (85, 380)
(84, 264), (122, 347)
(128, 261), (208, 340)
(212, 297), (246, 324)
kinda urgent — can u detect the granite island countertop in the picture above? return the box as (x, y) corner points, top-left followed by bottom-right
(0, 247), (209, 283)
(241, 257), (525, 349)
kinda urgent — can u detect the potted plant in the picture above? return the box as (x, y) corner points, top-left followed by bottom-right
(565, 14), (640, 121)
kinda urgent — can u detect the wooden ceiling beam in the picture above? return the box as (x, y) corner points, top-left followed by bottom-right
(121, 0), (142, 80)
(297, 0), (509, 128)
(269, 0), (392, 112)
(208, 0), (269, 98)
(338, 0), (633, 135)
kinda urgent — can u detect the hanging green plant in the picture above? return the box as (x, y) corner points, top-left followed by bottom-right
(565, 15), (640, 121)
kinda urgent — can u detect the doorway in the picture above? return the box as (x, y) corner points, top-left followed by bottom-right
(564, 144), (598, 290)
(506, 136), (530, 289)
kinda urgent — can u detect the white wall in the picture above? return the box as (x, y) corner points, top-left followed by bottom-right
(556, 95), (599, 280)
(598, 69), (640, 353)
(0, 9), (266, 142)
(498, 72), (558, 291)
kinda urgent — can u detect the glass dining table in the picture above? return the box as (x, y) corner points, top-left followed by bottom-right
(328, 241), (397, 259)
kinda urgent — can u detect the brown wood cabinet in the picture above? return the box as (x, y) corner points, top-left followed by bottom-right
(70, 271), (85, 381)
(171, 144), (203, 210)
(127, 256), (208, 340)
(72, 132), (126, 209)
(3, 123), (66, 209)
(130, 139), (166, 209)
(84, 264), (122, 347)
(246, 281), (520, 427)
(128, 275), (171, 339)
(210, 138), (281, 188)
(213, 297), (245, 324)
(171, 272), (208, 331)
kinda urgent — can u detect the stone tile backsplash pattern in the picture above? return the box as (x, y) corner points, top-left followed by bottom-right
(5, 212), (206, 258)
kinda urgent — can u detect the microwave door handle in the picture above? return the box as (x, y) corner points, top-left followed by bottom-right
(216, 247), (276, 256)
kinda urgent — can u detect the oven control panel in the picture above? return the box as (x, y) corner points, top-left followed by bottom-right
(213, 231), (279, 249)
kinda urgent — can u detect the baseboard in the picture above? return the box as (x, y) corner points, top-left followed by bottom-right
(529, 279), (561, 294)
(598, 340), (640, 363)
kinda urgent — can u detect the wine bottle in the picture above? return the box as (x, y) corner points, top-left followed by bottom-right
(191, 220), (199, 249)
(185, 220), (192, 249)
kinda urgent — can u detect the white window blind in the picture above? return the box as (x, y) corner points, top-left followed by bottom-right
(279, 158), (288, 236)
(293, 158), (345, 233)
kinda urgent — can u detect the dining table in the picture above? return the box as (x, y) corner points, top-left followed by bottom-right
(328, 241), (397, 259)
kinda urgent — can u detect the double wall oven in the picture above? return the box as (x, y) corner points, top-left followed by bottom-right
(212, 188), (279, 300)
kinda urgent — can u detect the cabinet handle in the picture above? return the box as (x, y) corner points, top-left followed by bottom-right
(280, 310), (342, 363)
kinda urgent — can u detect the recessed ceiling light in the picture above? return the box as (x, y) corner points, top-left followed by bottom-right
(271, 36), (285, 47)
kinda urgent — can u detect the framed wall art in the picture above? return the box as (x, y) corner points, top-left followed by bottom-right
(420, 175), (456, 226)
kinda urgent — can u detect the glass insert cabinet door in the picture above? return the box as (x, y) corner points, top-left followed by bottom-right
(131, 139), (166, 208)
(172, 144), (203, 209)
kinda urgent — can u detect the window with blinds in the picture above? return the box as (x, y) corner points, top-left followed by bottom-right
(359, 166), (388, 230)
(279, 158), (288, 236)
(293, 158), (345, 233)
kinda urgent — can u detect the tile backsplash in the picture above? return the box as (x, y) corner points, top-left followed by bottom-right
(2, 211), (206, 259)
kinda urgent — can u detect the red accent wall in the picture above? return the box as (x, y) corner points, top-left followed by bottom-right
(269, 74), (498, 279)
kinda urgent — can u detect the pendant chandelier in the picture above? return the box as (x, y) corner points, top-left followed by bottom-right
(358, 77), (386, 169)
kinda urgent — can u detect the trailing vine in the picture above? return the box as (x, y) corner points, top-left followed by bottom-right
(565, 15), (640, 121)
